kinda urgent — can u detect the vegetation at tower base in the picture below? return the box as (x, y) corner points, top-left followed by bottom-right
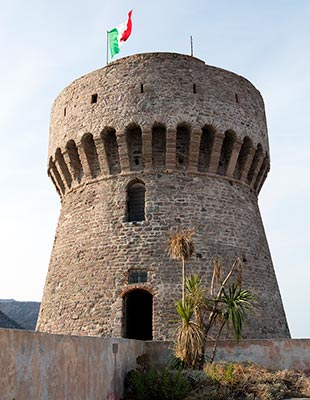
(167, 230), (254, 369)
(173, 257), (254, 369)
(122, 355), (310, 400)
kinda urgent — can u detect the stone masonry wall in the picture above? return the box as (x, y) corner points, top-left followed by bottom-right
(37, 53), (290, 340)
(37, 171), (289, 339)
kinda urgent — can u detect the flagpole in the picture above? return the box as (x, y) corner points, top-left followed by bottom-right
(190, 35), (194, 57)
(106, 31), (109, 65)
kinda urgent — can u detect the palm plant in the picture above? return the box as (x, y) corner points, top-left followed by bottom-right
(167, 228), (254, 368)
(209, 283), (254, 363)
(204, 257), (244, 335)
(166, 228), (195, 305)
(221, 283), (254, 340)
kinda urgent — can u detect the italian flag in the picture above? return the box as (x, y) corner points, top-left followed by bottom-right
(108, 10), (133, 58)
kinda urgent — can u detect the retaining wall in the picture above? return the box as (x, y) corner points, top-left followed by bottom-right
(0, 329), (309, 400)
(0, 329), (143, 400)
(145, 339), (310, 372)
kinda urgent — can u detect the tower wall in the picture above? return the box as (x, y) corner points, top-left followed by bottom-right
(37, 53), (290, 339)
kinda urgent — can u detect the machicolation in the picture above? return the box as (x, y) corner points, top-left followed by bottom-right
(36, 52), (290, 340)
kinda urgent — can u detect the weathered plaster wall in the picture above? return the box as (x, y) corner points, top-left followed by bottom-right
(0, 329), (144, 400)
(0, 329), (309, 400)
(145, 339), (310, 372)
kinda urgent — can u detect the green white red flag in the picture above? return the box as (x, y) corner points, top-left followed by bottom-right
(108, 10), (133, 58)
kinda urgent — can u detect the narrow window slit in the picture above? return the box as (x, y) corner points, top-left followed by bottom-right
(193, 83), (197, 94)
(91, 93), (98, 104)
(63, 107), (66, 117)
(140, 84), (144, 94)
(235, 93), (239, 103)
(127, 181), (146, 222)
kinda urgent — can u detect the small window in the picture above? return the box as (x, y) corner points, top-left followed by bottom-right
(127, 181), (146, 222)
(128, 270), (148, 284)
(91, 93), (98, 104)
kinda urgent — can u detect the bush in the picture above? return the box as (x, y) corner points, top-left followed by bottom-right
(122, 357), (310, 400)
(183, 362), (310, 400)
(122, 367), (192, 400)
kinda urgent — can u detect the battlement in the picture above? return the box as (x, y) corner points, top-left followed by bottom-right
(48, 122), (269, 197)
(48, 52), (270, 198)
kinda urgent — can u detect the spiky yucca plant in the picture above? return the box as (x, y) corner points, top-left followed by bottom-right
(175, 300), (205, 368)
(174, 257), (255, 367)
(209, 283), (254, 363)
(220, 283), (254, 340)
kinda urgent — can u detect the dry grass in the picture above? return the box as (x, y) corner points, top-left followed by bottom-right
(183, 362), (310, 400)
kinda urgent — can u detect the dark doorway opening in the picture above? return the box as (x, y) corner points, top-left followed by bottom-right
(123, 289), (153, 340)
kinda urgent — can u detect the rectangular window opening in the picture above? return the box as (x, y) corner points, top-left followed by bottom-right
(140, 84), (144, 94)
(64, 107), (66, 117)
(128, 270), (148, 284)
(91, 93), (98, 104)
(235, 93), (239, 103)
(193, 83), (197, 94)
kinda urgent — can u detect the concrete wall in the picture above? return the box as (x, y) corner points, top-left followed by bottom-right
(0, 329), (144, 400)
(145, 339), (310, 372)
(214, 339), (310, 371)
(1, 329), (308, 400)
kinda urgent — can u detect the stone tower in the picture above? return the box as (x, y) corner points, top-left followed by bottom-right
(36, 53), (290, 340)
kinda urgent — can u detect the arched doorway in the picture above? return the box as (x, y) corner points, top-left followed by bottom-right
(123, 289), (153, 340)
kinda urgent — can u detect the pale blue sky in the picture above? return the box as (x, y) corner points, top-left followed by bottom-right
(0, 1), (309, 338)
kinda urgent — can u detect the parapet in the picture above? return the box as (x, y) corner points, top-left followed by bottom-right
(48, 53), (270, 197)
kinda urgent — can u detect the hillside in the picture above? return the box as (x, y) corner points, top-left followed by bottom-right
(0, 300), (40, 330)
(0, 309), (24, 330)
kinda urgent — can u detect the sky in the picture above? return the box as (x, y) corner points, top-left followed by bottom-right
(0, 0), (309, 338)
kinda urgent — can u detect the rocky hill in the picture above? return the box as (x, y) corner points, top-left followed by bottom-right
(0, 309), (24, 329)
(0, 300), (40, 330)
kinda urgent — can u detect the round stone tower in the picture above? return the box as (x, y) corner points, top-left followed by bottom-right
(36, 52), (290, 340)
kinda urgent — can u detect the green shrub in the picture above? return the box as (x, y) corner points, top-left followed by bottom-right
(122, 367), (191, 400)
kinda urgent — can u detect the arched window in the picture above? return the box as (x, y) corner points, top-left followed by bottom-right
(127, 181), (146, 222)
